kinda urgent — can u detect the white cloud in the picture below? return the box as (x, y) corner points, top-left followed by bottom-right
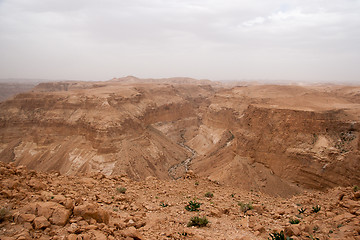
(242, 17), (265, 27)
(241, 8), (347, 33)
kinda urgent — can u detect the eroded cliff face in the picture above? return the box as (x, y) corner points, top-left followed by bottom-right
(0, 81), (212, 180)
(0, 78), (359, 197)
(191, 85), (360, 197)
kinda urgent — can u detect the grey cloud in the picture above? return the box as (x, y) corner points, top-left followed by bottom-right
(0, 0), (359, 82)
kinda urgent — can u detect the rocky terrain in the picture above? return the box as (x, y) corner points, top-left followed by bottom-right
(1, 161), (360, 240)
(0, 76), (359, 239)
(0, 77), (359, 196)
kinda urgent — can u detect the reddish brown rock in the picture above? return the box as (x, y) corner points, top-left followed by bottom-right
(49, 206), (71, 226)
(66, 234), (77, 240)
(285, 225), (301, 237)
(89, 230), (107, 240)
(33, 216), (51, 229)
(73, 203), (109, 224)
(120, 227), (144, 240)
(28, 179), (47, 190)
(36, 202), (59, 219)
(17, 213), (36, 223)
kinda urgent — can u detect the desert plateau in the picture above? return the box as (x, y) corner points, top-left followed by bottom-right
(0, 77), (359, 240)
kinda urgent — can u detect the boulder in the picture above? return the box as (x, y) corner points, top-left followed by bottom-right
(36, 202), (59, 219)
(35, 202), (71, 226)
(49, 206), (71, 226)
(120, 227), (144, 240)
(285, 225), (301, 236)
(33, 216), (50, 229)
(28, 179), (47, 190)
(17, 213), (36, 223)
(73, 203), (109, 224)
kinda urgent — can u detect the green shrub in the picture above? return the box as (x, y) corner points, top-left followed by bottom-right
(178, 231), (188, 236)
(289, 218), (300, 224)
(160, 202), (169, 207)
(298, 208), (306, 214)
(205, 192), (214, 198)
(187, 216), (209, 227)
(185, 200), (201, 212)
(312, 205), (321, 213)
(268, 230), (293, 240)
(306, 235), (320, 240)
(354, 185), (359, 192)
(116, 187), (127, 194)
(238, 201), (253, 213)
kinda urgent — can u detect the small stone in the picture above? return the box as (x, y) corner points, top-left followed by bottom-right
(67, 234), (77, 240)
(28, 179), (47, 190)
(89, 230), (107, 240)
(285, 225), (301, 236)
(86, 225), (98, 230)
(33, 216), (51, 229)
(121, 226), (144, 239)
(17, 213), (36, 223)
(67, 223), (79, 233)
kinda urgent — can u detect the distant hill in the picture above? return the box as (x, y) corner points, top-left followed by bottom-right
(0, 78), (57, 102)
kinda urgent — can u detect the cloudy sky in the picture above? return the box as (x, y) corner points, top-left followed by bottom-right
(0, 0), (359, 83)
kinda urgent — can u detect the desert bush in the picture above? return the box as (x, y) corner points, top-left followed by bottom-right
(289, 218), (300, 224)
(205, 192), (213, 198)
(187, 216), (209, 227)
(268, 230), (293, 240)
(298, 207), (306, 214)
(185, 200), (201, 212)
(229, 130), (235, 140)
(312, 205), (321, 213)
(306, 235), (320, 240)
(354, 185), (359, 192)
(238, 201), (253, 213)
(116, 187), (127, 194)
(178, 231), (188, 236)
(160, 202), (169, 207)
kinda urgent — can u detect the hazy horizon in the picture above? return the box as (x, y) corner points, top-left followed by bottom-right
(0, 0), (359, 84)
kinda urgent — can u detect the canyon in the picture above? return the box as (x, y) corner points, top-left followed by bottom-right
(0, 77), (359, 239)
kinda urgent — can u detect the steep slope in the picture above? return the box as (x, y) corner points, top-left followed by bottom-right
(191, 85), (360, 196)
